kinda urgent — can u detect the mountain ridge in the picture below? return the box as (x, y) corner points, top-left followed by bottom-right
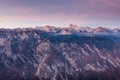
(0, 26), (120, 80)
(1, 25), (120, 34)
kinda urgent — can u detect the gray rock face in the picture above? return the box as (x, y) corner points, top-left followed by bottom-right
(0, 27), (120, 80)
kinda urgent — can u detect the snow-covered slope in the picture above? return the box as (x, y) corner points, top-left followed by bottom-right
(35, 25), (120, 34)
(0, 26), (120, 80)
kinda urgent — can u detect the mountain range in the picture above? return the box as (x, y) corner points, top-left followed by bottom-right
(0, 25), (120, 80)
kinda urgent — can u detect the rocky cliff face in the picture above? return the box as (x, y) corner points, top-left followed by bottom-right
(0, 26), (120, 80)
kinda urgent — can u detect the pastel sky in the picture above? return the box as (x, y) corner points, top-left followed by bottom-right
(0, 0), (120, 28)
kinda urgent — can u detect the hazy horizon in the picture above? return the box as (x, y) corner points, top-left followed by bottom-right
(0, 0), (120, 28)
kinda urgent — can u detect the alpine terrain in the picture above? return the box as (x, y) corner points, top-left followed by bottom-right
(0, 25), (120, 80)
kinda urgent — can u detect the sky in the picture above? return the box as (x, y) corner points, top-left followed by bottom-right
(0, 0), (120, 28)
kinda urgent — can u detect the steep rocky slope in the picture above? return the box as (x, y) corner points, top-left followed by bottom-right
(0, 26), (120, 80)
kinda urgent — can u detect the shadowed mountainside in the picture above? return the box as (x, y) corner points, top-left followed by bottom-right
(0, 26), (120, 80)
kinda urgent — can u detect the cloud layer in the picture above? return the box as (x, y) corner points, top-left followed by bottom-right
(0, 0), (120, 28)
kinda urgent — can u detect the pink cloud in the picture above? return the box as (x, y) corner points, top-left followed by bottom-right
(14, 7), (34, 13)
